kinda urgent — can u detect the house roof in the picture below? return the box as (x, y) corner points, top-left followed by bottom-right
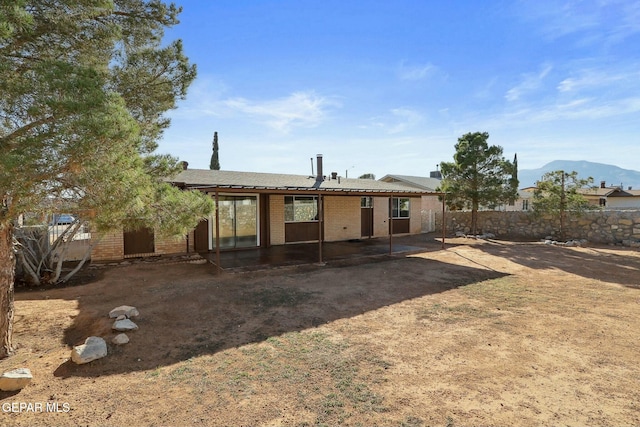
(579, 186), (637, 197)
(378, 174), (442, 191)
(171, 169), (437, 196)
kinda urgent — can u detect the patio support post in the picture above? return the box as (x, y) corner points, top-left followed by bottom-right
(215, 190), (221, 273)
(389, 196), (393, 255)
(318, 193), (323, 264)
(441, 193), (446, 249)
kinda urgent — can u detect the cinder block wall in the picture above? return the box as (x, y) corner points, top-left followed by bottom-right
(323, 196), (360, 241)
(269, 195), (285, 245)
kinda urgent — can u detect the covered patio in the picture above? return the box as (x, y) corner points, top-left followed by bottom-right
(201, 232), (445, 271)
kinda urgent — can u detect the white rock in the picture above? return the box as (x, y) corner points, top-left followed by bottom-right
(71, 337), (107, 364)
(112, 318), (139, 331)
(116, 315), (126, 321)
(0, 368), (33, 391)
(109, 305), (139, 319)
(112, 333), (130, 345)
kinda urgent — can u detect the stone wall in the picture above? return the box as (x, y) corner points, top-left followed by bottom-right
(435, 210), (640, 245)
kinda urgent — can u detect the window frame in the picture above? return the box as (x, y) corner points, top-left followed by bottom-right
(284, 195), (319, 222)
(390, 197), (410, 219)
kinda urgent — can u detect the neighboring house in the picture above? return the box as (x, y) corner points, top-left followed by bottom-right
(580, 181), (640, 209)
(505, 182), (640, 212)
(379, 174), (443, 232)
(505, 188), (535, 212)
(92, 156), (436, 261)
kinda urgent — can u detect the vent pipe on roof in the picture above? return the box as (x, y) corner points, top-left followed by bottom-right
(600, 181), (606, 188)
(331, 172), (338, 180)
(181, 161), (189, 170)
(316, 154), (323, 182)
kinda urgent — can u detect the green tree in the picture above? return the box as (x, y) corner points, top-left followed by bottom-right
(0, 1), (214, 358)
(439, 132), (518, 234)
(209, 131), (220, 170)
(531, 170), (594, 240)
(358, 173), (375, 180)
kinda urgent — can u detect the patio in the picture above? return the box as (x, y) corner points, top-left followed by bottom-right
(201, 232), (445, 271)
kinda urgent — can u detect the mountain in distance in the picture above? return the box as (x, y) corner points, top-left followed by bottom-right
(518, 160), (640, 189)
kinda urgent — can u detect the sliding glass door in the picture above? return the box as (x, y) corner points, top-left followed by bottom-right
(213, 196), (258, 249)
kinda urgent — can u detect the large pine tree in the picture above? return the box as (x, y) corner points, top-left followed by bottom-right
(0, 0), (213, 358)
(439, 132), (518, 234)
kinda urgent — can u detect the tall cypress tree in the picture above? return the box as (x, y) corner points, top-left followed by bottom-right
(210, 132), (220, 170)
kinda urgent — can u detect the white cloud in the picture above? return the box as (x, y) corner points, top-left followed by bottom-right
(515, 0), (640, 44)
(224, 91), (339, 132)
(173, 88), (340, 133)
(398, 62), (438, 81)
(557, 68), (639, 93)
(367, 108), (423, 134)
(505, 64), (553, 102)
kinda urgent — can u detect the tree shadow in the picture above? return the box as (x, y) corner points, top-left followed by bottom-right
(471, 239), (640, 289)
(27, 252), (507, 378)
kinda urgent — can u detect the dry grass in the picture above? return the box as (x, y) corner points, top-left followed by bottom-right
(2, 239), (640, 426)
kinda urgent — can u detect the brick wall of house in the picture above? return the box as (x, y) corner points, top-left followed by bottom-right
(269, 195), (285, 245)
(92, 229), (188, 262)
(370, 196), (423, 237)
(92, 230), (124, 262)
(155, 234), (187, 255)
(323, 196), (360, 241)
(410, 196), (422, 234)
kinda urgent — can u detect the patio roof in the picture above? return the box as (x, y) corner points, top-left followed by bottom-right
(172, 169), (439, 196)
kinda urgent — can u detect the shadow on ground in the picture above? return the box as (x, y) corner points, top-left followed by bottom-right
(13, 236), (506, 378)
(471, 239), (640, 289)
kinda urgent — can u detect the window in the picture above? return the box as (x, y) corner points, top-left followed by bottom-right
(361, 196), (372, 208)
(522, 199), (529, 211)
(284, 196), (318, 222)
(390, 198), (410, 218)
(599, 198), (606, 207)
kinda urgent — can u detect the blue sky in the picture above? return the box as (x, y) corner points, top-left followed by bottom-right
(160, 0), (640, 179)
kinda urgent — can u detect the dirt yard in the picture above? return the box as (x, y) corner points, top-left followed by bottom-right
(1, 238), (639, 426)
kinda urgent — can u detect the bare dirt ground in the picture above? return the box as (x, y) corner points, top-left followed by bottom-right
(1, 238), (640, 426)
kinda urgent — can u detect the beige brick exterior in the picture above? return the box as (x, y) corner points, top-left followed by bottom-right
(92, 194), (425, 261)
(371, 196), (422, 237)
(155, 234), (187, 255)
(323, 196), (360, 241)
(91, 230), (124, 262)
(92, 229), (187, 262)
(269, 195), (285, 245)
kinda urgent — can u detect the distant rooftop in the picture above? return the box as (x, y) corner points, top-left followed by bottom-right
(378, 174), (442, 191)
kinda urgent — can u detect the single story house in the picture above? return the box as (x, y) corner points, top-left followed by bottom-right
(579, 182), (640, 209)
(92, 156), (439, 262)
(378, 174), (443, 232)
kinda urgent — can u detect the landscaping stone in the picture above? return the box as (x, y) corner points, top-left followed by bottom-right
(109, 305), (139, 319)
(71, 337), (107, 364)
(112, 333), (130, 345)
(112, 318), (138, 331)
(0, 368), (33, 391)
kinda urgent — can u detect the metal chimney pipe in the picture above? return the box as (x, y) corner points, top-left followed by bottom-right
(316, 154), (323, 182)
